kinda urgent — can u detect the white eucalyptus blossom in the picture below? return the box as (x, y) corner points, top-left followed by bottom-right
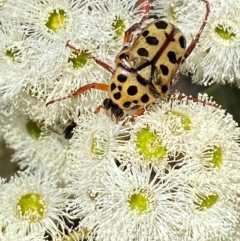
(90, 0), (147, 59)
(69, 162), (189, 241)
(187, 5), (240, 85)
(1, 0), (91, 42)
(116, 93), (239, 172)
(0, 25), (37, 98)
(183, 180), (238, 240)
(66, 111), (131, 180)
(127, 93), (240, 181)
(1, 110), (69, 175)
(0, 170), (71, 239)
(156, 0), (208, 42)
(1, 0), (240, 240)
(0, 0), (111, 121)
(0, 223), (45, 241)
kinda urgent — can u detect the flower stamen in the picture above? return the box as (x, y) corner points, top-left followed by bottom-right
(128, 191), (148, 214)
(91, 137), (106, 157)
(111, 16), (126, 39)
(136, 129), (167, 161)
(167, 110), (192, 131)
(203, 146), (223, 169)
(215, 25), (236, 40)
(45, 9), (66, 32)
(16, 193), (45, 221)
(195, 193), (218, 211)
(68, 51), (89, 69)
(26, 119), (42, 139)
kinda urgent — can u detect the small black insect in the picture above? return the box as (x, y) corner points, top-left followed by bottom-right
(63, 121), (77, 139)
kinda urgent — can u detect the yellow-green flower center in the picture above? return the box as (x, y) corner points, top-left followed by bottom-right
(65, 229), (89, 241)
(129, 192), (148, 214)
(111, 16), (125, 39)
(168, 110), (192, 131)
(195, 193), (218, 211)
(26, 119), (42, 139)
(68, 51), (89, 68)
(215, 25), (236, 40)
(170, 5), (177, 21)
(136, 129), (167, 161)
(6, 47), (21, 62)
(16, 193), (45, 221)
(45, 9), (66, 32)
(91, 137), (105, 157)
(204, 146), (223, 169)
(169, 2), (183, 21)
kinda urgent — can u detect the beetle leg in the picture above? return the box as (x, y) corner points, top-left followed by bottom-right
(94, 105), (104, 114)
(66, 41), (115, 74)
(124, 0), (160, 44)
(132, 106), (148, 120)
(134, 107), (147, 116)
(181, 0), (210, 64)
(124, 14), (149, 44)
(46, 83), (109, 107)
(127, 107), (147, 122)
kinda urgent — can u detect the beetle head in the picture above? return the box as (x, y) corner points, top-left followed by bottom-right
(103, 98), (124, 119)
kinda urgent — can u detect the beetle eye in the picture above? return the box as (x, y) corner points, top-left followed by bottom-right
(103, 98), (112, 109)
(119, 53), (129, 60)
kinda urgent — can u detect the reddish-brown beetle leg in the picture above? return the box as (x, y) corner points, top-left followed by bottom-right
(124, 14), (149, 44)
(138, 0), (151, 15)
(181, 0), (210, 64)
(134, 107), (146, 116)
(128, 107), (147, 122)
(94, 105), (104, 114)
(46, 83), (109, 107)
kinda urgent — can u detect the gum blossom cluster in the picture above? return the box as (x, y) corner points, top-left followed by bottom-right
(0, 0), (240, 241)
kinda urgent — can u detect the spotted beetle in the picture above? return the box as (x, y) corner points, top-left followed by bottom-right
(46, 0), (210, 119)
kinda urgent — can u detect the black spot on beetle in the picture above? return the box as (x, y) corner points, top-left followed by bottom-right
(177, 57), (182, 64)
(136, 75), (148, 86)
(141, 94), (150, 103)
(167, 51), (177, 64)
(123, 101), (131, 108)
(155, 21), (168, 29)
(161, 85), (168, 93)
(127, 85), (138, 96)
(113, 92), (121, 100)
(132, 100), (138, 104)
(118, 85), (122, 91)
(160, 64), (169, 76)
(142, 30), (149, 37)
(137, 48), (149, 57)
(179, 35), (186, 48)
(146, 36), (159, 45)
(117, 74), (127, 83)
(110, 83), (116, 91)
